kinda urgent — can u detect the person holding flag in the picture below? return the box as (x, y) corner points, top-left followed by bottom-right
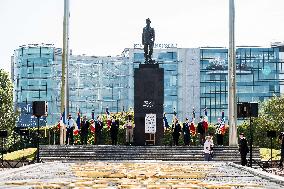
(110, 116), (119, 145)
(182, 118), (190, 146)
(172, 117), (181, 146)
(95, 116), (104, 145)
(80, 115), (89, 145)
(197, 116), (205, 145)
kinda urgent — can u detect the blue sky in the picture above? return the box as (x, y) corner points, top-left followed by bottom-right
(1, 0), (284, 73)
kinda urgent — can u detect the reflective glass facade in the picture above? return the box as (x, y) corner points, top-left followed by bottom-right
(200, 47), (282, 122)
(13, 45), (130, 126)
(63, 55), (130, 117)
(130, 48), (178, 121)
(13, 45), (283, 126)
(13, 44), (56, 126)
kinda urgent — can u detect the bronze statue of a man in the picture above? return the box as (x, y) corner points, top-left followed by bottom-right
(142, 18), (155, 63)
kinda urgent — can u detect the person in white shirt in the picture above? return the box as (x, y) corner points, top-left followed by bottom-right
(124, 115), (134, 145)
(66, 114), (75, 145)
(204, 136), (214, 161)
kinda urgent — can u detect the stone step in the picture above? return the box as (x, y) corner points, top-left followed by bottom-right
(40, 145), (259, 149)
(39, 145), (260, 162)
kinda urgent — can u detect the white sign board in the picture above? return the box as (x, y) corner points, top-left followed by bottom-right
(145, 114), (156, 133)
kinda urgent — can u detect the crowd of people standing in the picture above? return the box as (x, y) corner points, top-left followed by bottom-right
(170, 115), (226, 147)
(61, 113), (134, 146)
(62, 111), (227, 147)
(60, 110), (252, 166)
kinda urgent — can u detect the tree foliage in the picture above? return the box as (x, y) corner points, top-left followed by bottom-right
(0, 69), (17, 133)
(238, 95), (284, 148)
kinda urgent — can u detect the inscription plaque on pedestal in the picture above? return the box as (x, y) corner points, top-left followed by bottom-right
(145, 114), (156, 134)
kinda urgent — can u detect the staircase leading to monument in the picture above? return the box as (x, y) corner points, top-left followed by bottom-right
(40, 145), (260, 165)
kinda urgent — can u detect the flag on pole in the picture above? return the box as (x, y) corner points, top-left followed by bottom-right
(106, 107), (111, 129)
(61, 109), (66, 124)
(163, 113), (169, 128)
(76, 110), (81, 129)
(106, 107), (110, 115)
(172, 108), (177, 124)
(221, 110), (226, 135)
(91, 109), (95, 120)
(190, 121), (196, 135)
(90, 119), (95, 133)
(192, 107), (196, 120)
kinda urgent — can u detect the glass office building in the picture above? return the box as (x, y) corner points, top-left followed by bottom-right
(12, 44), (284, 126)
(13, 44), (131, 126)
(61, 55), (131, 117)
(200, 46), (282, 123)
(128, 48), (179, 121)
(13, 44), (57, 126)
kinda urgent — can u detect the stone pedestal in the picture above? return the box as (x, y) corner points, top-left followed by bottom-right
(134, 64), (164, 145)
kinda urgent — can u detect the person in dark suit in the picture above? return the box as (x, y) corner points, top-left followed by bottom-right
(182, 118), (190, 146)
(172, 118), (181, 146)
(95, 116), (104, 145)
(197, 116), (205, 145)
(239, 133), (249, 166)
(80, 116), (89, 145)
(110, 116), (119, 145)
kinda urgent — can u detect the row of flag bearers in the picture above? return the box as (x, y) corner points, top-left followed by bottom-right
(59, 107), (226, 146)
(165, 108), (226, 146)
(59, 108), (133, 145)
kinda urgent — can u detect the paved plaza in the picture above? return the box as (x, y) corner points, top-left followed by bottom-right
(0, 161), (284, 188)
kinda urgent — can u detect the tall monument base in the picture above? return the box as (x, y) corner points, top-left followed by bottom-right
(134, 64), (164, 146)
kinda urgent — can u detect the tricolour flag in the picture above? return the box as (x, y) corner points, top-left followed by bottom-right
(76, 111), (81, 129)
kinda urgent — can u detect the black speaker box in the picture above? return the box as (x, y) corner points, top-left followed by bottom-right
(250, 103), (258, 117)
(237, 102), (249, 118)
(32, 101), (47, 117)
(0, 130), (8, 138)
(237, 102), (258, 118)
(267, 130), (276, 138)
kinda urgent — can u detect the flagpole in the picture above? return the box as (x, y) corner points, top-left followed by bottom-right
(228, 0), (238, 146)
(60, 0), (70, 145)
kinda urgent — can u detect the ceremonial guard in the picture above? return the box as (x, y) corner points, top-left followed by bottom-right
(182, 118), (190, 146)
(172, 118), (181, 146)
(80, 116), (89, 145)
(110, 116), (119, 145)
